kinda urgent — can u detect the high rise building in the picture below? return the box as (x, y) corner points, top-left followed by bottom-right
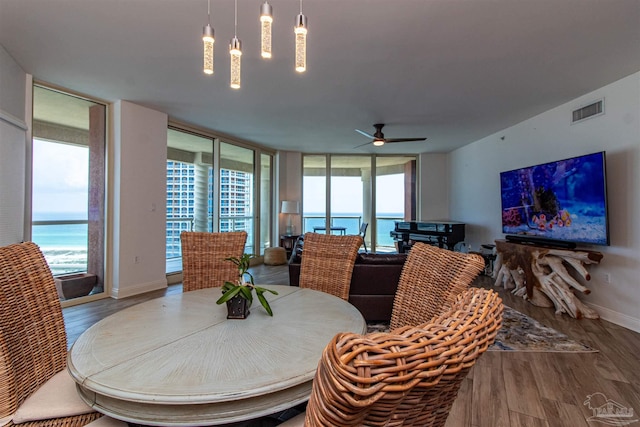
(166, 161), (252, 259)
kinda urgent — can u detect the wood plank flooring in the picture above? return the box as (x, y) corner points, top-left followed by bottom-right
(62, 265), (640, 427)
(446, 276), (640, 427)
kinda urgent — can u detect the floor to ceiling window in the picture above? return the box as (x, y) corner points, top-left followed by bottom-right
(220, 142), (254, 254)
(302, 154), (417, 252)
(376, 156), (417, 252)
(166, 128), (214, 273)
(259, 153), (273, 253)
(330, 155), (371, 243)
(31, 85), (107, 303)
(166, 128), (273, 272)
(302, 155), (327, 234)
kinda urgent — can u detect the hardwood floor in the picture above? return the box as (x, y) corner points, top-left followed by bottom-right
(62, 266), (640, 427)
(446, 275), (640, 427)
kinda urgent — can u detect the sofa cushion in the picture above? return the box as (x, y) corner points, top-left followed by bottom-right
(12, 370), (93, 423)
(350, 264), (403, 294)
(356, 253), (407, 265)
(348, 295), (396, 321)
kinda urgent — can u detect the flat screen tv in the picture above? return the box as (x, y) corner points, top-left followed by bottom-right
(500, 151), (609, 247)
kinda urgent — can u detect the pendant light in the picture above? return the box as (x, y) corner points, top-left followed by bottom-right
(202, 0), (215, 75)
(294, 0), (307, 73)
(230, 0), (242, 89)
(260, 1), (273, 59)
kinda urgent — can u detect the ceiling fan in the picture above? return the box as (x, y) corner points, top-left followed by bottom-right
(355, 123), (427, 147)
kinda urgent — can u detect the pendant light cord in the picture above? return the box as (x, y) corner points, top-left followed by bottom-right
(234, 0), (238, 37)
(299, 0), (303, 14)
(207, 0), (211, 24)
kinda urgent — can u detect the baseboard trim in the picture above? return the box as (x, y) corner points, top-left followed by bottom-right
(112, 278), (167, 299)
(586, 302), (640, 333)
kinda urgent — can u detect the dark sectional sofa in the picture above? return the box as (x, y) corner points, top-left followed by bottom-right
(288, 237), (407, 322)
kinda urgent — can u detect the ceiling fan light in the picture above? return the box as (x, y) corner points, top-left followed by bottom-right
(373, 139), (385, 146)
(203, 24), (215, 75)
(260, 2), (273, 59)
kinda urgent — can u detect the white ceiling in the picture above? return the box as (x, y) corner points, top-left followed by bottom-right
(1, 0), (639, 154)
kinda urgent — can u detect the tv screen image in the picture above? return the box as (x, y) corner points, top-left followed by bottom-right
(500, 151), (609, 246)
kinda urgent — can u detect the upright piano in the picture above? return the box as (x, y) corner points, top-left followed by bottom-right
(390, 220), (466, 253)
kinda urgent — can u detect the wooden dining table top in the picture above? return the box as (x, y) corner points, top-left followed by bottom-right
(67, 285), (366, 426)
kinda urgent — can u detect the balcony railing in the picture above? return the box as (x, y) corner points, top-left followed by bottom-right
(302, 215), (402, 251)
(31, 219), (89, 276)
(166, 217), (194, 259)
(166, 216), (255, 261)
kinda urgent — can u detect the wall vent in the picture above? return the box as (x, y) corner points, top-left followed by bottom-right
(572, 99), (604, 124)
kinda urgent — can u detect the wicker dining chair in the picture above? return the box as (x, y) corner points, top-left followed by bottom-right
(0, 242), (125, 427)
(279, 287), (503, 427)
(298, 232), (363, 300)
(389, 242), (486, 330)
(180, 231), (248, 292)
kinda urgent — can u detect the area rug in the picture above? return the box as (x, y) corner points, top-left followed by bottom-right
(366, 306), (597, 353)
(490, 305), (597, 352)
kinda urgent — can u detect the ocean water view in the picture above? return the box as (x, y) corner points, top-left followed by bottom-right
(31, 212), (404, 276)
(303, 213), (402, 250)
(31, 213), (88, 276)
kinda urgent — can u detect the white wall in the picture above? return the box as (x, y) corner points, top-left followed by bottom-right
(111, 101), (168, 298)
(419, 153), (450, 220)
(449, 72), (640, 332)
(0, 45), (27, 246)
(277, 151), (302, 236)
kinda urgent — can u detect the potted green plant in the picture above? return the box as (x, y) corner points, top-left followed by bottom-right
(216, 253), (278, 318)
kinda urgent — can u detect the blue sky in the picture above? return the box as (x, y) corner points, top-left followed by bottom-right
(32, 139), (88, 218)
(303, 175), (404, 215)
(32, 138), (405, 218)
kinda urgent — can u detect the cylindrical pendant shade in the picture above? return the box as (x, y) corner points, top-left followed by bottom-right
(203, 24), (215, 75)
(260, 2), (273, 59)
(294, 14), (307, 72)
(230, 37), (242, 89)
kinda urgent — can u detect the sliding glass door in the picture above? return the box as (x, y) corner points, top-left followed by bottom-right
(166, 128), (273, 272)
(330, 156), (371, 238)
(302, 154), (417, 252)
(302, 155), (326, 233)
(166, 128), (214, 272)
(31, 84), (107, 302)
(220, 142), (254, 254)
(375, 156), (417, 252)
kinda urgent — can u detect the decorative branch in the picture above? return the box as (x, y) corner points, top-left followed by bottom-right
(494, 240), (602, 319)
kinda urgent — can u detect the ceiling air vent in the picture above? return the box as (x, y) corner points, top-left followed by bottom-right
(572, 99), (603, 124)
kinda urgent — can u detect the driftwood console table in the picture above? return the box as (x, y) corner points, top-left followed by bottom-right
(494, 239), (603, 319)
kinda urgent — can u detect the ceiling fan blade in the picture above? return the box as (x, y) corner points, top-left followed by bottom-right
(385, 137), (427, 143)
(353, 140), (374, 149)
(355, 129), (375, 139)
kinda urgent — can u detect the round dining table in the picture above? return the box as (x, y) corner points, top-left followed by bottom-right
(67, 285), (366, 426)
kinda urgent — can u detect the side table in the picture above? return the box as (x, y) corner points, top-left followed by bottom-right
(280, 234), (301, 259)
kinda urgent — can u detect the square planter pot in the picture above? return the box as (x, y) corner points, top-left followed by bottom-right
(54, 273), (97, 300)
(226, 295), (251, 319)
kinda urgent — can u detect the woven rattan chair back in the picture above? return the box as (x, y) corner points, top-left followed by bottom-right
(303, 288), (503, 427)
(180, 231), (247, 292)
(0, 242), (102, 426)
(389, 242), (485, 330)
(298, 232), (363, 300)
